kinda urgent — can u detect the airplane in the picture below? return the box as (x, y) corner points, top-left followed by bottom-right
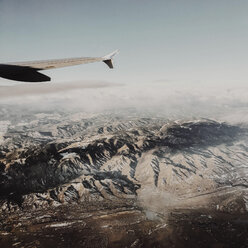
(0, 50), (118, 82)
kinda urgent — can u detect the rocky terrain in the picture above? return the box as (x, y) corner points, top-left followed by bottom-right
(0, 105), (248, 247)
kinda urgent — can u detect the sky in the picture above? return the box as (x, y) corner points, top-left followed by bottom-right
(0, 0), (248, 85)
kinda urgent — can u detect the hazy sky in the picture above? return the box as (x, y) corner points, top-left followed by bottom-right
(0, 0), (248, 85)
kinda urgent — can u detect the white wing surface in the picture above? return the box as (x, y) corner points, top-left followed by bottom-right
(0, 50), (119, 82)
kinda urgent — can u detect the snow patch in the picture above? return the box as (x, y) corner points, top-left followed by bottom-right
(243, 192), (248, 212)
(60, 152), (79, 159)
(46, 222), (73, 228)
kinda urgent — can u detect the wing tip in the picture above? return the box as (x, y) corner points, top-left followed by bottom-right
(102, 49), (119, 69)
(103, 50), (119, 60)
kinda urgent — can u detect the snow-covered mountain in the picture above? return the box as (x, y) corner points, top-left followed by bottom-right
(1, 110), (247, 214)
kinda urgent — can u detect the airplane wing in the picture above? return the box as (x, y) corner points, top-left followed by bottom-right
(0, 50), (119, 82)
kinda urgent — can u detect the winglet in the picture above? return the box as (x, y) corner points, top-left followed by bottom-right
(102, 50), (119, 69)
